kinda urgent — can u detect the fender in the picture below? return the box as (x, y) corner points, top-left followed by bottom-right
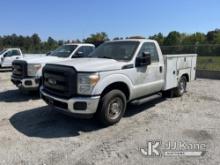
(178, 69), (190, 81)
(92, 73), (134, 100)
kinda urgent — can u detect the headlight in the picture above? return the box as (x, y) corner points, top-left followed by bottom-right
(77, 73), (100, 95)
(27, 64), (42, 76)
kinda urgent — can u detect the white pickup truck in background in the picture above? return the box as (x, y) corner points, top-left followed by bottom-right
(11, 43), (95, 91)
(40, 39), (197, 126)
(0, 48), (45, 68)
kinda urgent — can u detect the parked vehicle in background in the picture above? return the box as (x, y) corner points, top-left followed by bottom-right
(0, 48), (45, 68)
(40, 39), (197, 126)
(0, 48), (23, 68)
(11, 43), (95, 91)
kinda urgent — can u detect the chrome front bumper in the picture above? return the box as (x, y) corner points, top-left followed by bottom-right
(40, 89), (100, 116)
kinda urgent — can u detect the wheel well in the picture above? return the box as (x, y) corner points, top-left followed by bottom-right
(101, 82), (130, 100)
(181, 74), (189, 82)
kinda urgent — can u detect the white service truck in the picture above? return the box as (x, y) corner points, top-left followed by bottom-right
(40, 39), (197, 126)
(0, 48), (45, 68)
(11, 43), (95, 91)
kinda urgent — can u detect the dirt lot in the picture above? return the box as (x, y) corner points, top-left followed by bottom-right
(0, 69), (220, 165)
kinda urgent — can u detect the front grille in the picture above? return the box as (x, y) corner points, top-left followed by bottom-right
(42, 64), (77, 99)
(12, 60), (27, 79)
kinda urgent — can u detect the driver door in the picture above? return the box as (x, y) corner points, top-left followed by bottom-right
(133, 42), (164, 98)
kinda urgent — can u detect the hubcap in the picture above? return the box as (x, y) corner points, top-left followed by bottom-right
(107, 97), (123, 120)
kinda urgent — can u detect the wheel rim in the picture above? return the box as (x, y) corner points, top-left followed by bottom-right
(107, 97), (123, 120)
(179, 78), (186, 94)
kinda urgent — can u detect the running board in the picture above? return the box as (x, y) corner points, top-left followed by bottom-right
(130, 93), (162, 105)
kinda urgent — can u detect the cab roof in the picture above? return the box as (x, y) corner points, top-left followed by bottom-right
(64, 43), (95, 47)
(107, 39), (157, 44)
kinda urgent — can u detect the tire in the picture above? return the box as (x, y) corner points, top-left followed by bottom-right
(174, 76), (187, 97)
(96, 90), (127, 126)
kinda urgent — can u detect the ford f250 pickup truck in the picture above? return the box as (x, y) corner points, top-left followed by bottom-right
(0, 48), (44, 68)
(11, 43), (95, 91)
(40, 39), (197, 126)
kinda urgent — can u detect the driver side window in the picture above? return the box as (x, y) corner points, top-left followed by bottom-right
(76, 46), (84, 53)
(74, 46), (94, 57)
(138, 43), (159, 62)
(4, 51), (12, 57)
(4, 50), (20, 57)
(11, 50), (21, 56)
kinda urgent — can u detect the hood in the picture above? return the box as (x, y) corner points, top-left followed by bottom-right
(22, 56), (68, 64)
(49, 58), (129, 72)
(23, 54), (46, 59)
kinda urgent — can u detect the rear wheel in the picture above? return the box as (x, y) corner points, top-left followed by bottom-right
(174, 76), (187, 97)
(96, 90), (127, 126)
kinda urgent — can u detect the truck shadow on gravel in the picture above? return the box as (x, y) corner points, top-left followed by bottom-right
(0, 89), (39, 102)
(10, 106), (102, 138)
(9, 97), (166, 138)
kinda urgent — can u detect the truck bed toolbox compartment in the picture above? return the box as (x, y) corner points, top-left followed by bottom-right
(163, 54), (197, 90)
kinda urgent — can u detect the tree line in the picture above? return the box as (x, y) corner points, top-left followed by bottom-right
(149, 29), (220, 55)
(1, 29), (220, 55)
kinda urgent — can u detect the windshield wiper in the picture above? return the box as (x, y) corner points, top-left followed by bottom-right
(99, 56), (114, 59)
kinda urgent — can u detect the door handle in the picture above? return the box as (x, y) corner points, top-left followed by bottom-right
(159, 66), (163, 73)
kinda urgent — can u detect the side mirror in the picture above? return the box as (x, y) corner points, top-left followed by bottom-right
(135, 52), (151, 67)
(76, 51), (84, 56)
(3, 53), (7, 58)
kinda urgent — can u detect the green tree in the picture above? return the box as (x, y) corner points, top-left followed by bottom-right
(213, 32), (220, 44)
(31, 34), (41, 53)
(182, 33), (206, 45)
(58, 40), (64, 46)
(164, 31), (182, 46)
(84, 32), (109, 43)
(31, 33), (41, 45)
(47, 37), (58, 50)
(206, 30), (216, 43)
(149, 33), (164, 45)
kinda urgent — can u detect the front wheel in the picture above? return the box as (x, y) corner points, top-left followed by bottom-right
(96, 90), (127, 126)
(174, 76), (187, 97)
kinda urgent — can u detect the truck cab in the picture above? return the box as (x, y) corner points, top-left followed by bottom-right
(11, 43), (95, 91)
(40, 39), (197, 126)
(0, 48), (23, 68)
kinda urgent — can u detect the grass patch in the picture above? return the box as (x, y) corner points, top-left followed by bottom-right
(197, 56), (220, 71)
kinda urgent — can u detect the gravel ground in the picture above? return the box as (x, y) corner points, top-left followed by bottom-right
(0, 69), (220, 165)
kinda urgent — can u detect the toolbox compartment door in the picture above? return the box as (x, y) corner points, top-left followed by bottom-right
(164, 57), (178, 90)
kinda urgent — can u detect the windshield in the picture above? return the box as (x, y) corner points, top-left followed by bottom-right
(89, 41), (139, 61)
(0, 49), (6, 55)
(49, 45), (78, 58)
